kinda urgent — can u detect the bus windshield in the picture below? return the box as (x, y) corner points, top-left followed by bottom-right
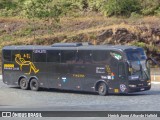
(125, 48), (149, 80)
(126, 48), (147, 61)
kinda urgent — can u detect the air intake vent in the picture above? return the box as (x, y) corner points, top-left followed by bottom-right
(52, 42), (93, 47)
(51, 43), (83, 47)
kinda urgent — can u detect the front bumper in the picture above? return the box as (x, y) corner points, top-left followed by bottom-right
(128, 85), (151, 93)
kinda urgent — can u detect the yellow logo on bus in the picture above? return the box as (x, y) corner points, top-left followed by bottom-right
(15, 54), (39, 74)
(4, 64), (15, 70)
(73, 74), (85, 78)
(105, 65), (111, 75)
(4, 64), (14, 68)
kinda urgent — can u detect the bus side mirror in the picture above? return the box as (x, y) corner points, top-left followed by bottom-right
(146, 57), (160, 68)
(146, 59), (150, 69)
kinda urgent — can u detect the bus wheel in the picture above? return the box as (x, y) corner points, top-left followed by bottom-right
(98, 82), (108, 96)
(30, 79), (39, 91)
(19, 78), (29, 90)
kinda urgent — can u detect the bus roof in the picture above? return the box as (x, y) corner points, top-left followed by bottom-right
(2, 43), (141, 51)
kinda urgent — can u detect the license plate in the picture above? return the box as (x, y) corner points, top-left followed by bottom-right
(140, 88), (145, 91)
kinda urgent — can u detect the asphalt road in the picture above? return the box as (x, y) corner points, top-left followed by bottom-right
(1, 76), (160, 120)
(0, 76), (160, 111)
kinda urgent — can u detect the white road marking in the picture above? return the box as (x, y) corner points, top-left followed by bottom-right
(151, 81), (160, 84)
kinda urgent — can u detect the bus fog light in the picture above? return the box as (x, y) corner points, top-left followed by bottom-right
(148, 83), (151, 86)
(129, 85), (136, 87)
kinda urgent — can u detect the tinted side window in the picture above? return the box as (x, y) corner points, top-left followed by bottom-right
(92, 51), (108, 64)
(76, 51), (92, 64)
(33, 51), (46, 62)
(47, 50), (60, 63)
(3, 50), (12, 61)
(20, 50), (32, 61)
(12, 50), (20, 62)
(61, 50), (76, 63)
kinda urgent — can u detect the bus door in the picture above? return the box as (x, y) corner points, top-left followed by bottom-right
(118, 62), (127, 93)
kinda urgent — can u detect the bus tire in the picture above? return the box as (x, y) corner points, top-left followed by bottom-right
(98, 82), (108, 96)
(19, 78), (29, 90)
(30, 79), (39, 91)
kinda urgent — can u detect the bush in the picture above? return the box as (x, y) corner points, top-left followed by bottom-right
(141, 7), (159, 16)
(132, 42), (146, 49)
(58, 1), (80, 16)
(0, 0), (160, 18)
(0, 0), (17, 10)
(155, 7), (160, 16)
(87, 0), (105, 12)
(102, 0), (141, 17)
(0, 0), (18, 17)
(130, 12), (142, 19)
(23, 0), (63, 22)
(140, 0), (160, 15)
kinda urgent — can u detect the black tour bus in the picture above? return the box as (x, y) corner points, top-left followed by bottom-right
(2, 43), (151, 95)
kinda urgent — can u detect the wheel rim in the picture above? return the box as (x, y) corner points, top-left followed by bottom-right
(98, 82), (108, 96)
(21, 79), (27, 87)
(31, 81), (37, 89)
(99, 85), (104, 93)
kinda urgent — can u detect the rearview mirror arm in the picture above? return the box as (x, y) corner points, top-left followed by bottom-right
(147, 57), (160, 67)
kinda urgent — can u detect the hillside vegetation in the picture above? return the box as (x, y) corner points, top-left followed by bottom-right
(1, 0), (160, 17)
(0, 0), (160, 65)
